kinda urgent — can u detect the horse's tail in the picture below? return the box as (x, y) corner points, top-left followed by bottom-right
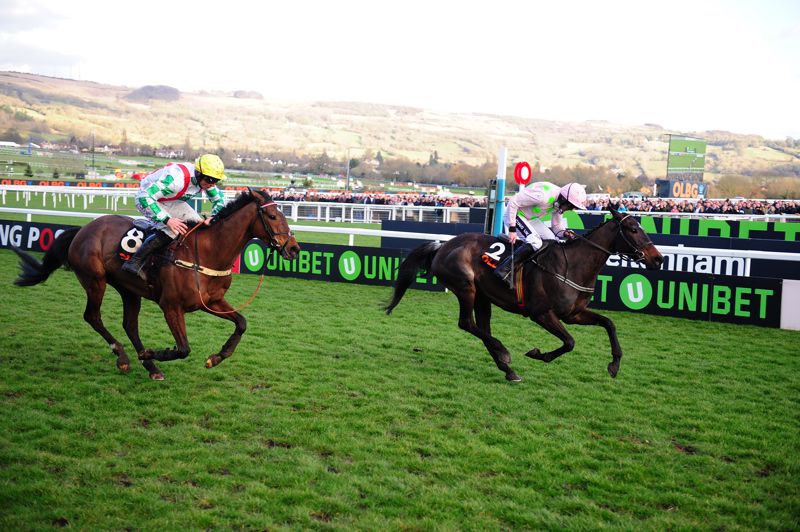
(12, 227), (80, 287)
(384, 240), (442, 314)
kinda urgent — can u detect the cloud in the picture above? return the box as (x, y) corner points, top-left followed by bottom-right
(0, 0), (66, 33)
(0, 1), (78, 77)
(0, 0), (798, 138)
(0, 39), (79, 77)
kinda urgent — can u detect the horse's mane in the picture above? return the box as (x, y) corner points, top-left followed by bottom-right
(186, 190), (271, 230)
(212, 191), (257, 221)
(570, 214), (617, 241)
(183, 191), (257, 230)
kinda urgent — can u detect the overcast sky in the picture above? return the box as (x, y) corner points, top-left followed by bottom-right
(1, 0), (798, 139)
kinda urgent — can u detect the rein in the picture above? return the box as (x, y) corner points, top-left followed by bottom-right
(173, 197), (290, 315)
(528, 214), (653, 295)
(187, 226), (265, 315)
(531, 253), (596, 293)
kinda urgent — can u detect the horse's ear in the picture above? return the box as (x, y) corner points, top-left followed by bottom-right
(260, 188), (273, 201)
(608, 204), (620, 218)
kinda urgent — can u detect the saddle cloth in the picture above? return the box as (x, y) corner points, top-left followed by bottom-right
(480, 235), (528, 270)
(118, 219), (159, 259)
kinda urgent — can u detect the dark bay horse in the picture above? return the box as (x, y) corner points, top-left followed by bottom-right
(12, 188), (300, 380)
(385, 207), (663, 382)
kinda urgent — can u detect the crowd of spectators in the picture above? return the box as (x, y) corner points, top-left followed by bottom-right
(264, 189), (799, 215)
(585, 197), (800, 215)
(269, 190), (487, 208)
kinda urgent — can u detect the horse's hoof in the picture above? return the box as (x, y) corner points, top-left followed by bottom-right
(149, 372), (165, 381)
(607, 362), (619, 378)
(506, 372), (522, 382)
(205, 355), (223, 368)
(117, 362), (130, 373)
(138, 349), (154, 361)
(525, 348), (542, 360)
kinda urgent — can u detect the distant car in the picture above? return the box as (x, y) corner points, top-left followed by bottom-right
(621, 191), (644, 200)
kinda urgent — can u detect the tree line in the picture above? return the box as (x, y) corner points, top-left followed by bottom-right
(3, 113), (800, 198)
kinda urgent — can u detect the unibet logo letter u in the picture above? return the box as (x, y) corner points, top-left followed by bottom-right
(619, 274), (653, 310)
(339, 251), (362, 281)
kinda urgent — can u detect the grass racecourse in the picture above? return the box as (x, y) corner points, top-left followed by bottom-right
(0, 248), (799, 530)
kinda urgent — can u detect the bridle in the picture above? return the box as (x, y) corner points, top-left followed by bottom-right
(574, 214), (654, 264)
(255, 198), (294, 256)
(614, 214), (656, 263)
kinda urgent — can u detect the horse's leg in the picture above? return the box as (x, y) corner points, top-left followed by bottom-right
(118, 290), (164, 380)
(564, 309), (622, 378)
(77, 274), (132, 374)
(474, 292), (520, 382)
(455, 289), (521, 382)
(140, 306), (191, 362)
(200, 299), (247, 368)
(525, 310), (576, 363)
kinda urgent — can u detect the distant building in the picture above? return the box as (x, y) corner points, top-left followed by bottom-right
(155, 149), (184, 159)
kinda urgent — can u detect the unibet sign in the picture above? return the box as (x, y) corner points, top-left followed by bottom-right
(576, 213), (800, 242)
(591, 270), (782, 327)
(239, 240), (440, 290)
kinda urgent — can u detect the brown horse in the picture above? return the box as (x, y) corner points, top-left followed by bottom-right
(385, 207), (663, 382)
(12, 188), (300, 380)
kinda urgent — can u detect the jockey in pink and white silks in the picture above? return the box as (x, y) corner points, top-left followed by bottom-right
(494, 181), (587, 288)
(122, 154), (228, 280)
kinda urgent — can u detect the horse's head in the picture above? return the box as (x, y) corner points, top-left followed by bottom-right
(608, 206), (663, 270)
(249, 188), (300, 260)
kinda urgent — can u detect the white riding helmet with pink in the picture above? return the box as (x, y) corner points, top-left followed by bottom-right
(559, 183), (587, 210)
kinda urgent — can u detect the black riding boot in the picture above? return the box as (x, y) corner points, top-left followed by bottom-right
(122, 231), (173, 280)
(494, 243), (538, 289)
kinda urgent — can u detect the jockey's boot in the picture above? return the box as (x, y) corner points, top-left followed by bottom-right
(122, 231), (173, 280)
(494, 243), (538, 289)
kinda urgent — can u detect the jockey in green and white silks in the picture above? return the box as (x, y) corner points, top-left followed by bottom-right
(135, 161), (226, 238)
(494, 181), (587, 288)
(123, 154), (228, 280)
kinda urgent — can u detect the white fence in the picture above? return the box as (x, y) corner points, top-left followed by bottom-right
(3, 185), (800, 223)
(0, 186), (474, 224)
(1, 206), (799, 262)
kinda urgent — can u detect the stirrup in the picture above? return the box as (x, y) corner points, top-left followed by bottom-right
(123, 261), (146, 280)
(499, 267), (515, 288)
(495, 265), (510, 281)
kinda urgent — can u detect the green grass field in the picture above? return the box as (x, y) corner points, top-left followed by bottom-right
(0, 249), (798, 530)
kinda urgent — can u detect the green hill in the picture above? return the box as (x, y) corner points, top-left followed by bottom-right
(1, 71), (798, 188)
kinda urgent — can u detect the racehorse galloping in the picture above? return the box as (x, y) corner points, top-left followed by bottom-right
(12, 188), (300, 380)
(385, 207), (663, 382)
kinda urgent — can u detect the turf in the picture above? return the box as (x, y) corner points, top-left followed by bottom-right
(0, 249), (798, 530)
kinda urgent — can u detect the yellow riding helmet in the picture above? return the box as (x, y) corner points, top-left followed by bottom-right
(195, 154), (226, 181)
